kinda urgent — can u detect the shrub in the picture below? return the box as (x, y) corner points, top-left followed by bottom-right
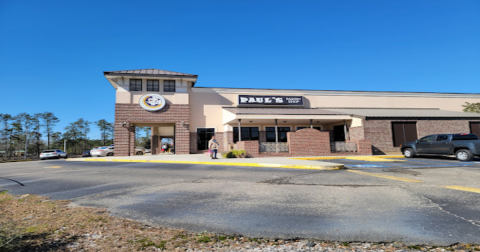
(222, 150), (251, 158)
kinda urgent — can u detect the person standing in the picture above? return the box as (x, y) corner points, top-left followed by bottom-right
(208, 135), (219, 159)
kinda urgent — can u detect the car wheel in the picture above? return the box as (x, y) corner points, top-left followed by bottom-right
(107, 153), (114, 156)
(455, 149), (473, 161)
(403, 148), (416, 158)
(136, 151), (143, 155)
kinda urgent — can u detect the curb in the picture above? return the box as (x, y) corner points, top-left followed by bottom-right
(66, 158), (344, 170)
(292, 155), (404, 160)
(0, 159), (34, 163)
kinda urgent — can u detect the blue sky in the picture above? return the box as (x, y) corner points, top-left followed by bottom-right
(1, 0), (479, 139)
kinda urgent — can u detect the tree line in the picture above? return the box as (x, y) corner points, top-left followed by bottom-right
(0, 112), (114, 159)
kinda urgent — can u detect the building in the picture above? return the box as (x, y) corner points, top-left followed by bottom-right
(104, 69), (480, 157)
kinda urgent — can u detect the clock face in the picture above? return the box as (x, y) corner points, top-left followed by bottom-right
(139, 94), (166, 111)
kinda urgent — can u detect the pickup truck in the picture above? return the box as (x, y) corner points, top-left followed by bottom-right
(401, 133), (480, 161)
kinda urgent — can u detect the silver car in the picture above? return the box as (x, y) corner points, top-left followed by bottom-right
(91, 146), (114, 157)
(40, 149), (68, 160)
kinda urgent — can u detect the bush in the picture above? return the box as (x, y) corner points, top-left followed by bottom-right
(221, 150), (251, 158)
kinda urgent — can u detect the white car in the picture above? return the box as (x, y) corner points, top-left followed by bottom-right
(40, 149), (68, 160)
(91, 146), (114, 157)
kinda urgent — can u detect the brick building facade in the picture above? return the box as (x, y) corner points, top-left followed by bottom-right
(105, 68), (480, 158)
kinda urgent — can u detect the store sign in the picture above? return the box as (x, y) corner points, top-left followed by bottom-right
(139, 94), (166, 111)
(238, 95), (304, 106)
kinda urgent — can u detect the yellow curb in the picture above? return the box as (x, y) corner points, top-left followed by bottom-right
(443, 186), (480, 194)
(66, 158), (344, 170)
(44, 166), (62, 169)
(347, 170), (423, 183)
(292, 155), (404, 161)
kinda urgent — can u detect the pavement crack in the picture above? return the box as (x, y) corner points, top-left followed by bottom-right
(420, 195), (480, 229)
(258, 171), (321, 185)
(0, 177), (25, 186)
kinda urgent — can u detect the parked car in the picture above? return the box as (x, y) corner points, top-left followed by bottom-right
(401, 133), (480, 161)
(135, 147), (145, 155)
(145, 149), (151, 153)
(91, 146), (114, 157)
(82, 151), (91, 157)
(40, 149), (68, 160)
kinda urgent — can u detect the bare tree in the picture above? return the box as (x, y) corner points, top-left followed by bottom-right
(0, 114), (13, 159)
(95, 119), (113, 146)
(32, 113), (43, 156)
(64, 122), (81, 154)
(14, 113), (34, 159)
(42, 112), (59, 149)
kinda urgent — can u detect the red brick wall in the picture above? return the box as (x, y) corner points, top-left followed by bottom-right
(363, 119), (478, 153)
(214, 132), (225, 153)
(287, 128), (331, 156)
(114, 104), (190, 156)
(236, 141), (259, 156)
(349, 125), (365, 142)
(356, 139), (373, 155)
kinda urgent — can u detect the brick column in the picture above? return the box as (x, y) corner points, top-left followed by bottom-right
(114, 122), (130, 156)
(175, 122), (190, 154)
(129, 126), (135, 156)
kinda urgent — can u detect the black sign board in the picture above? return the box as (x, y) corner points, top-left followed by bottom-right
(238, 95), (304, 106)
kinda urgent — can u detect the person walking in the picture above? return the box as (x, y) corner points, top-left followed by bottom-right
(162, 144), (166, 153)
(208, 135), (219, 159)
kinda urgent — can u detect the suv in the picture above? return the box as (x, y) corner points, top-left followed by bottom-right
(40, 149), (68, 160)
(401, 133), (480, 161)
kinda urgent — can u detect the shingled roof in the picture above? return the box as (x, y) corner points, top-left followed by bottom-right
(104, 68), (197, 78)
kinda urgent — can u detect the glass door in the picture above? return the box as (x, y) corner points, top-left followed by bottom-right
(197, 128), (215, 150)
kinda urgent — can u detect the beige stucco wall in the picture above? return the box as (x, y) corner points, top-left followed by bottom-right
(111, 80), (480, 134)
(188, 88), (480, 133)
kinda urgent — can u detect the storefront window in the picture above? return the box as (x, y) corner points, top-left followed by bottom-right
(233, 127), (259, 143)
(197, 128), (215, 150)
(266, 127), (290, 142)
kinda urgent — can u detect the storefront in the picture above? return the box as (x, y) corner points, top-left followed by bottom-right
(104, 69), (480, 157)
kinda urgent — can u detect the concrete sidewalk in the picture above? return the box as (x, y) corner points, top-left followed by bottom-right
(67, 154), (345, 170)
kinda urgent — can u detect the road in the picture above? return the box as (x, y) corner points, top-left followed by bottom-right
(1, 157), (480, 245)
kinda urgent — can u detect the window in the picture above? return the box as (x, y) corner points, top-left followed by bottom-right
(266, 127), (290, 142)
(391, 122), (418, 147)
(233, 127), (259, 143)
(129, 79), (142, 91)
(147, 80), (159, 91)
(333, 125), (345, 141)
(452, 134), (479, 141)
(436, 135), (449, 141)
(419, 135), (435, 143)
(197, 128), (215, 150)
(297, 127), (321, 131)
(164, 80), (175, 92)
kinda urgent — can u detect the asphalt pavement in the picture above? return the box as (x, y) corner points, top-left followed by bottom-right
(1, 157), (480, 245)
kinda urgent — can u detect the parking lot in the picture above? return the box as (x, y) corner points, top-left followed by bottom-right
(326, 156), (480, 169)
(1, 156), (480, 245)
